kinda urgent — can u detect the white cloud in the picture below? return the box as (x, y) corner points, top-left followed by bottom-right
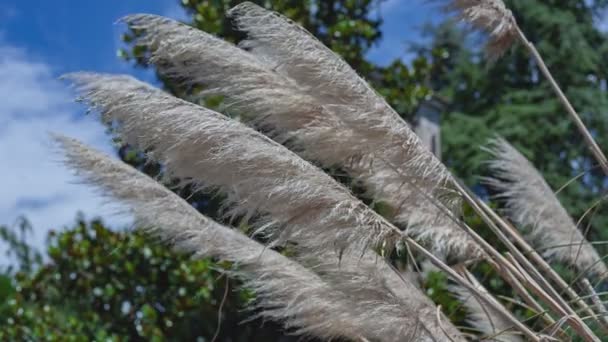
(0, 42), (131, 254)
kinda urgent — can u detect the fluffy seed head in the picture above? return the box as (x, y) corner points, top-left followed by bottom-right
(486, 138), (608, 278)
(446, 0), (517, 59)
(63, 72), (404, 259)
(122, 8), (482, 261)
(55, 135), (464, 341)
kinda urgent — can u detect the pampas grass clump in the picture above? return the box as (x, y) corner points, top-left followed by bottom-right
(53, 2), (608, 341)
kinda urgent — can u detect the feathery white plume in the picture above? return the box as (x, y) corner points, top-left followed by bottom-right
(228, 3), (481, 260)
(226, 2), (449, 189)
(120, 13), (366, 165)
(226, 2), (456, 191)
(121, 12), (482, 260)
(63, 72), (403, 258)
(55, 135), (465, 341)
(486, 138), (608, 278)
(356, 160), (483, 260)
(451, 275), (523, 342)
(445, 0), (517, 59)
(314, 251), (467, 341)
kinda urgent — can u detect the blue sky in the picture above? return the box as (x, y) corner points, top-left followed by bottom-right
(0, 0), (438, 251)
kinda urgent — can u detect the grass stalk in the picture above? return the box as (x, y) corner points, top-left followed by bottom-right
(496, 209), (608, 333)
(453, 181), (601, 341)
(407, 238), (542, 341)
(513, 26), (608, 176)
(498, 254), (557, 328)
(580, 278), (608, 327)
(395, 167), (598, 338)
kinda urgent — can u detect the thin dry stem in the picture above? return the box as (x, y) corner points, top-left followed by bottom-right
(407, 238), (541, 341)
(499, 254), (558, 329)
(453, 181), (600, 342)
(513, 26), (608, 176)
(452, 267), (524, 342)
(580, 278), (608, 327)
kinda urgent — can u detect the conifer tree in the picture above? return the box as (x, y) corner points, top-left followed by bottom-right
(418, 0), (608, 246)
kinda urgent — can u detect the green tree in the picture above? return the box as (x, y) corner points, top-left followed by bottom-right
(417, 0), (608, 249)
(0, 218), (297, 341)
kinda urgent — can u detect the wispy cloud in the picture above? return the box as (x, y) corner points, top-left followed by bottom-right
(0, 42), (131, 252)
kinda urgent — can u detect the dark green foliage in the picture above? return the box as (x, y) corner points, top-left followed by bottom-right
(0, 219), (296, 341)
